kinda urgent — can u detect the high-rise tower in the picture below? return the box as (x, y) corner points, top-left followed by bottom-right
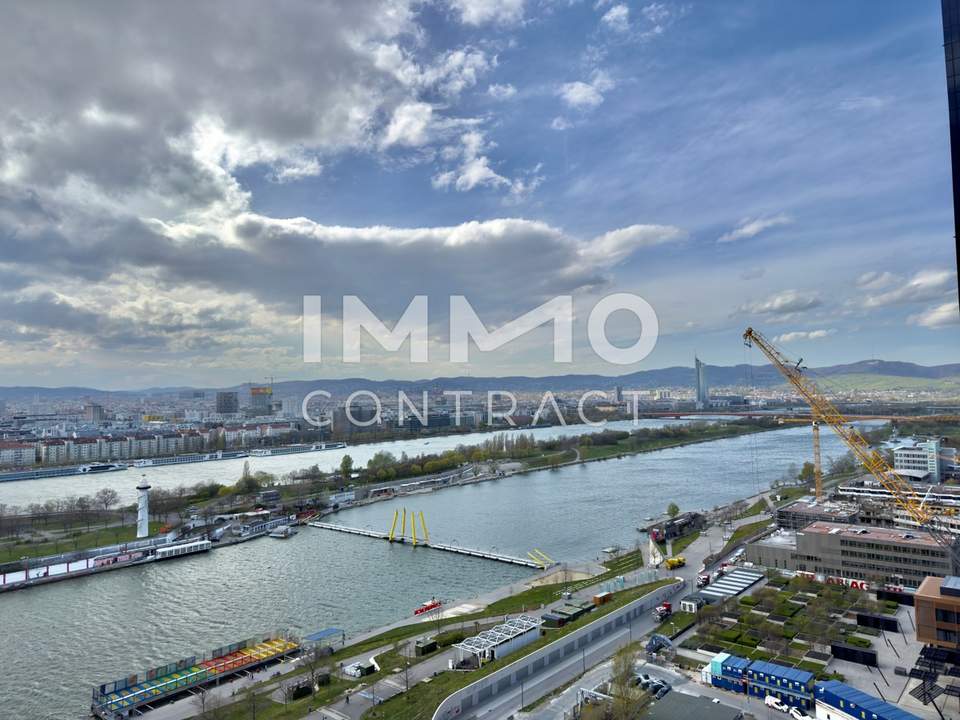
(695, 356), (709, 409)
(942, 0), (960, 294)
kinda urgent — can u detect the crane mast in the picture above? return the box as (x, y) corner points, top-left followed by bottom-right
(743, 327), (960, 564)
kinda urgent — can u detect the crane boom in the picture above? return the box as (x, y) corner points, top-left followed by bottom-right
(743, 327), (960, 562)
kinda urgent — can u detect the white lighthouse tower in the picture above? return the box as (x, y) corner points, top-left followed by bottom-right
(136, 476), (151, 538)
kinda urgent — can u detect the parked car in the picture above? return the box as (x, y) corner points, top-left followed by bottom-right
(789, 707), (809, 720)
(765, 696), (788, 712)
(654, 685), (670, 699)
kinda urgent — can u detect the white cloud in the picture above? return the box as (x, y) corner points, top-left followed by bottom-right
(862, 269), (957, 308)
(908, 302), (960, 329)
(773, 329), (836, 343)
(641, 2), (670, 24)
(380, 102), (435, 148)
(433, 130), (513, 192)
(488, 83), (517, 100)
(579, 224), (686, 266)
(550, 116), (573, 131)
(718, 213), (792, 243)
(559, 70), (615, 109)
(855, 270), (899, 290)
(601, 4), (630, 32)
(446, 0), (525, 25)
(738, 290), (822, 315)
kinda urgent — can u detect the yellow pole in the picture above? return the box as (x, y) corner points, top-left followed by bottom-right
(412, 512), (418, 546)
(388, 509), (399, 542)
(420, 511), (430, 544)
(400, 508), (407, 541)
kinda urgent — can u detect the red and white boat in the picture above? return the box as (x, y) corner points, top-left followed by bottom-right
(414, 598), (442, 616)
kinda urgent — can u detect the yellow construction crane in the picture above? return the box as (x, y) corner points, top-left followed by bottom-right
(776, 416), (823, 501)
(743, 327), (960, 562)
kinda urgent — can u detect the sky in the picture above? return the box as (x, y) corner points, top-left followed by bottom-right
(0, 0), (958, 389)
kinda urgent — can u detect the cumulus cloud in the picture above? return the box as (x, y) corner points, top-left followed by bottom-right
(550, 116), (573, 131)
(861, 269), (957, 308)
(908, 302), (960, 329)
(381, 102), (436, 148)
(773, 329), (836, 343)
(601, 4), (630, 32)
(579, 224), (686, 266)
(559, 70), (615, 109)
(446, 0), (525, 25)
(718, 213), (792, 243)
(432, 131), (543, 198)
(738, 290), (822, 316)
(488, 83), (517, 100)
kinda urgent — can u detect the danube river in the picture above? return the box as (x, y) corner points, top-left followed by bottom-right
(0, 422), (862, 717)
(0, 418), (718, 507)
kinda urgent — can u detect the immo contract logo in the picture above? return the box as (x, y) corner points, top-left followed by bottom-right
(300, 293), (659, 428)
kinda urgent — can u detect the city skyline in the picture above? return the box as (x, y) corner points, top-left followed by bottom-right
(0, 1), (957, 388)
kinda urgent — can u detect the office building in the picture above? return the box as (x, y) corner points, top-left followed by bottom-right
(216, 391), (239, 414)
(694, 356), (708, 409)
(83, 403), (105, 424)
(894, 438), (943, 484)
(745, 521), (958, 590)
(915, 575), (960, 649)
(250, 386), (273, 414)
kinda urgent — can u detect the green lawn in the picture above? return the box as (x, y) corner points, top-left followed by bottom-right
(0, 522), (164, 563)
(736, 499), (768, 519)
(658, 531), (700, 557)
(717, 519), (771, 558)
(658, 611), (696, 639)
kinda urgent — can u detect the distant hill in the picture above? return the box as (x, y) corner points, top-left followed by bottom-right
(1, 359), (959, 401)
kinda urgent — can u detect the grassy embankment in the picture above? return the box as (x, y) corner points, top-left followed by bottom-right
(0, 522), (164, 563)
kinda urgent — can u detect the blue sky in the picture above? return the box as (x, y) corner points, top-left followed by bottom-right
(0, 0), (957, 388)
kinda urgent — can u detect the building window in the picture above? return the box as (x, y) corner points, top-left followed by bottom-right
(937, 608), (957, 624)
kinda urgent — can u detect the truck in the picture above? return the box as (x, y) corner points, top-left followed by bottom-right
(696, 573), (710, 588)
(652, 602), (672, 621)
(664, 556), (686, 570)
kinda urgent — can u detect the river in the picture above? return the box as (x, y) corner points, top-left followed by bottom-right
(0, 421), (866, 717)
(0, 418), (718, 507)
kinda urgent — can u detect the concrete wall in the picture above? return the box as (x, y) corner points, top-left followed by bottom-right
(432, 579), (683, 720)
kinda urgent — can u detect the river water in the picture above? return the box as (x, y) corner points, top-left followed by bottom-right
(0, 419), (706, 508)
(0, 421), (865, 717)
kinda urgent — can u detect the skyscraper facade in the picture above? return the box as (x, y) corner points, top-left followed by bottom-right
(216, 391), (239, 414)
(942, 0), (960, 283)
(695, 356), (709, 409)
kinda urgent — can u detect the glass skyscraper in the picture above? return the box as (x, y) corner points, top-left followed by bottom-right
(942, 1), (960, 262)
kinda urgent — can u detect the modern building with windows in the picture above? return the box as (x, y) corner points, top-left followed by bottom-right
(694, 356), (708, 409)
(943, 0), (960, 251)
(915, 575), (960, 649)
(215, 391), (239, 414)
(745, 521), (958, 590)
(894, 438), (943, 484)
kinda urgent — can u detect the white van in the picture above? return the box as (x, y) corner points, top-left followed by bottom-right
(765, 695), (788, 712)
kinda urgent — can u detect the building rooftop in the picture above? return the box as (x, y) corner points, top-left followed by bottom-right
(917, 575), (960, 600)
(816, 680), (920, 720)
(755, 529), (798, 549)
(800, 521), (940, 547)
(778, 499), (860, 518)
(643, 692), (741, 720)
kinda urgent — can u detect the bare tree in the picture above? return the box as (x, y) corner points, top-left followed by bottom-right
(94, 488), (120, 527)
(75, 495), (94, 531)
